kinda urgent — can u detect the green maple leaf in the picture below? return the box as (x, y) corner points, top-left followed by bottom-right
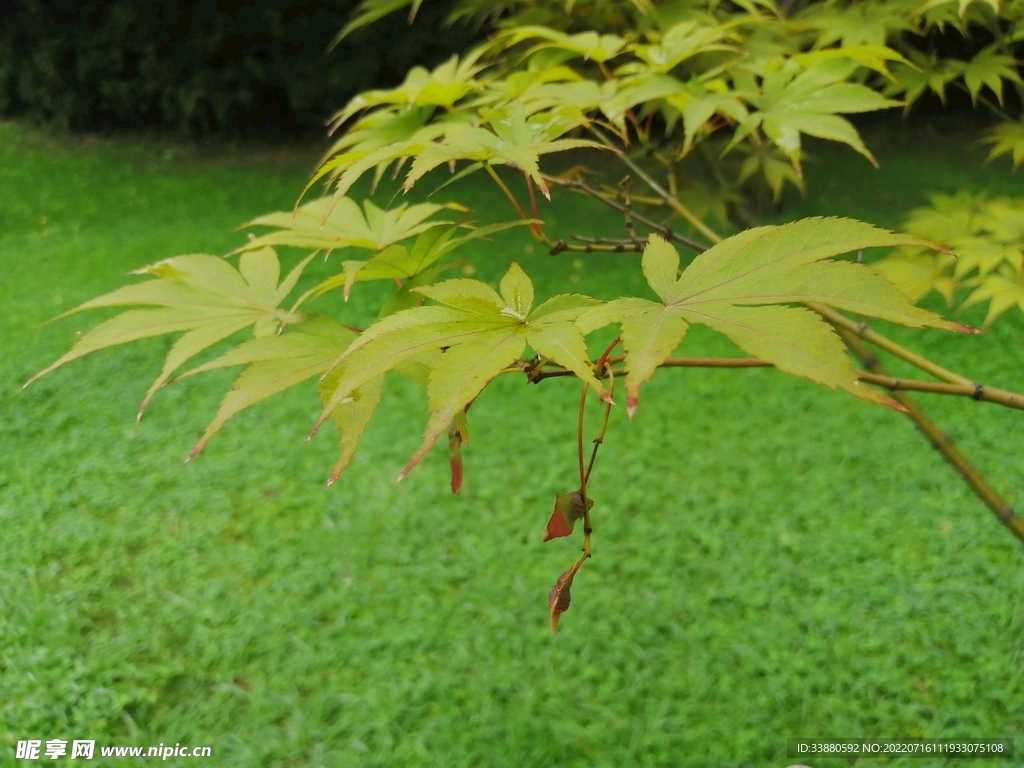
(598, 73), (688, 134)
(401, 104), (605, 199)
(962, 44), (1022, 105)
(322, 107), (436, 191)
(497, 26), (628, 63)
(332, 0), (423, 44)
(737, 144), (805, 200)
(982, 120), (1024, 168)
(234, 196), (462, 257)
(330, 52), (485, 126)
(901, 191), (988, 243)
(792, 46), (913, 81)
(579, 220), (973, 417)
(736, 58), (901, 171)
(962, 264), (1024, 326)
(289, 220), (534, 315)
(174, 315), (361, 469)
(796, 3), (910, 47)
(315, 263), (607, 481)
(886, 50), (966, 106)
(625, 20), (737, 74)
(669, 84), (749, 154)
(872, 248), (958, 303)
(26, 248), (312, 418)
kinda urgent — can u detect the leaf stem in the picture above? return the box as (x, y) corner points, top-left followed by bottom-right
(577, 382), (588, 495)
(584, 364), (615, 486)
(483, 163), (534, 230)
(619, 176), (641, 244)
(524, 172), (543, 237)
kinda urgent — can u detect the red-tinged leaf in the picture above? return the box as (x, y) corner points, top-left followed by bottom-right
(548, 562), (581, 634)
(542, 490), (594, 541)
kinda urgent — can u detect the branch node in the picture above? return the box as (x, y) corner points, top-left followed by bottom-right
(972, 383), (985, 401)
(997, 505), (1016, 523)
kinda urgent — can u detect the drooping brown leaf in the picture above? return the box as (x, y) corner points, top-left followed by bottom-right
(542, 490), (595, 542)
(548, 563), (579, 634)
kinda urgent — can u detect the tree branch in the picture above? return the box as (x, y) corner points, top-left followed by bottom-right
(523, 357), (1024, 411)
(832, 326), (1024, 545)
(806, 302), (978, 386)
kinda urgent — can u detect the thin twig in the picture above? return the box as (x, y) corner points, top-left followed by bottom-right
(833, 326), (1024, 545)
(568, 235), (645, 252)
(524, 356), (1024, 411)
(552, 238), (645, 254)
(619, 176), (641, 244)
(540, 173), (708, 253)
(590, 126), (725, 244)
(584, 365), (615, 485)
(483, 162), (531, 224)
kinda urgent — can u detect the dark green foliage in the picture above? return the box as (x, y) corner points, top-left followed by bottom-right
(0, 0), (474, 134)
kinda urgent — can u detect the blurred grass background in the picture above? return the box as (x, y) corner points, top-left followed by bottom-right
(1, 115), (1022, 767)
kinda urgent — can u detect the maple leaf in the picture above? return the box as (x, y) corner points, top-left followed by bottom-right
(173, 315), (359, 465)
(962, 264), (1024, 326)
(872, 248), (958, 304)
(625, 20), (737, 74)
(401, 103), (606, 199)
(284, 221), (536, 328)
(669, 84), (749, 154)
(314, 263), (608, 482)
(234, 196), (461, 256)
(982, 120), (1024, 169)
(796, 3), (910, 47)
(792, 46), (913, 81)
(329, 52), (486, 126)
(962, 44), (1022, 105)
(885, 50), (966, 107)
(322, 107), (436, 191)
(332, 0), (423, 44)
(579, 220), (974, 417)
(26, 248), (312, 419)
(735, 58), (901, 171)
(737, 143), (805, 201)
(597, 73), (688, 134)
(497, 26), (628, 63)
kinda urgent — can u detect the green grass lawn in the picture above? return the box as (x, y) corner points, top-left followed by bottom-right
(1, 116), (1022, 767)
